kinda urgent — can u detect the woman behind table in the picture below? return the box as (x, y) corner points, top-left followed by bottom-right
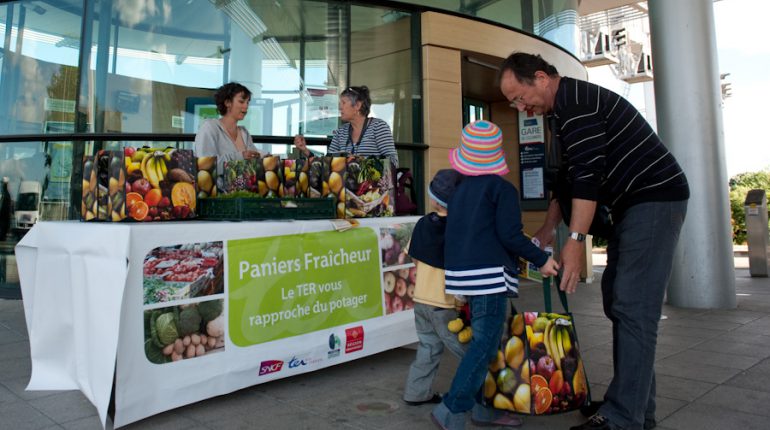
(194, 82), (265, 186)
(294, 85), (399, 167)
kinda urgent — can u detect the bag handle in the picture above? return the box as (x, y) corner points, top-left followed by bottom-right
(508, 275), (570, 316)
(542, 275), (570, 314)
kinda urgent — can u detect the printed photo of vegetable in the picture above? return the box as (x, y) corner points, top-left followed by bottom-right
(382, 267), (416, 315)
(143, 241), (224, 305)
(380, 223), (414, 268)
(343, 156), (395, 218)
(144, 299), (225, 364)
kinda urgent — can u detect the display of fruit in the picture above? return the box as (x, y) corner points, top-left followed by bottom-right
(107, 151), (127, 222)
(95, 151), (112, 220)
(307, 158), (326, 198)
(382, 266), (415, 314)
(328, 155), (345, 194)
(123, 147), (196, 221)
(263, 156), (282, 197)
(282, 158), (309, 198)
(81, 156), (97, 221)
(483, 311), (588, 415)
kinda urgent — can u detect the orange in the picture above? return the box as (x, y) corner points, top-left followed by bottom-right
(549, 370), (564, 394)
(531, 374), (548, 394)
(129, 201), (149, 221)
(144, 188), (162, 207)
(534, 387), (553, 414)
(126, 192), (143, 209)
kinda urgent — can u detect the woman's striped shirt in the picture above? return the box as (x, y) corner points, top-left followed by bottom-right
(328, 117), (399, 166)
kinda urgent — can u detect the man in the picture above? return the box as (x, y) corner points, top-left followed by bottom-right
(499, 52), (689, 430)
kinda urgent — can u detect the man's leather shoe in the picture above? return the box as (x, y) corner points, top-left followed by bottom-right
(570, 414), (612, 430)
(580, 401), (655, 429)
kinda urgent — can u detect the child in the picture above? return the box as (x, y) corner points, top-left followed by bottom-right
(403, 169), (466, 406)
(431, 120), (559, 430)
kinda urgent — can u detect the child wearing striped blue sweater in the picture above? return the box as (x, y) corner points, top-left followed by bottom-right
(431, 121), (558, 430)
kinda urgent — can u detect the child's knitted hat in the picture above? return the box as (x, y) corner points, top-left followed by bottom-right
(449, 120), (509, 176)
(428, 169), (464, 208)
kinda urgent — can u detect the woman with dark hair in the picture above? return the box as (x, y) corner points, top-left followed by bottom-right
(294, 85), (398, 166)
(194, 82), (265, 180)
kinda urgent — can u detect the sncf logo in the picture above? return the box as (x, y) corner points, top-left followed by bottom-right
(259, 360), (284, 376)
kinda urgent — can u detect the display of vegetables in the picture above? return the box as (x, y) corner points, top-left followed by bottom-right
(144, 299), (225, 364)
(380, 224), (414, 268)
(143, 242), (224, 304)
(344, 157), (394, 218)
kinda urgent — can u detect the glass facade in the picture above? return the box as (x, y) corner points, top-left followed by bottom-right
(0, 0), (422, 224)
(0, 0), (574, 239)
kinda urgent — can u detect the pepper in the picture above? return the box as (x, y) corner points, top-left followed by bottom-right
(357, 180), (373, 196)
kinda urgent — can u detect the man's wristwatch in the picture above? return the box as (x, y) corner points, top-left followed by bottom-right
(568, 231), (586, 242)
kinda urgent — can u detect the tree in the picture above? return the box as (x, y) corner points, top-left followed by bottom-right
(729, 170), (770, 244)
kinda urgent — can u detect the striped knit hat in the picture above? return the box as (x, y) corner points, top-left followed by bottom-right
(449, 120), (509, 176)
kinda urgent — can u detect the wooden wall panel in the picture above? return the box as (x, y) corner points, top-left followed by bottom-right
(422, 45), (461, 84)
(421, 12), (586, 80)
(423, 79), (462, 149)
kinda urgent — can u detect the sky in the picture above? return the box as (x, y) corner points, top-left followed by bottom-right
(714, 0), (770, 177)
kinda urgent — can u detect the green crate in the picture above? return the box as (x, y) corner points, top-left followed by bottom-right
(198, 197), (335, 221)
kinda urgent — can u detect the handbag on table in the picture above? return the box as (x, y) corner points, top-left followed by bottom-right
(482, 276), (591, 415)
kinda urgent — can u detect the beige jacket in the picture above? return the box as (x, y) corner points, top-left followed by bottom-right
(412, 260), (455, 309)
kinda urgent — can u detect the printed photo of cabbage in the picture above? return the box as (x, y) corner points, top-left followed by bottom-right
(144, 299), (225, 364)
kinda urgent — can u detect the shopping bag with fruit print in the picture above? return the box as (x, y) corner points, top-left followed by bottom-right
(482, 276), (591, 416)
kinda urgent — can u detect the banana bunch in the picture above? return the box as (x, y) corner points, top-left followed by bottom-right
(543, 318), (573, 371)
(139, 149), (172, 189)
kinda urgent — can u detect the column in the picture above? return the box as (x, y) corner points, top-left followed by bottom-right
(648, 0), (736, 308)
(229, 24), (264, 134)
